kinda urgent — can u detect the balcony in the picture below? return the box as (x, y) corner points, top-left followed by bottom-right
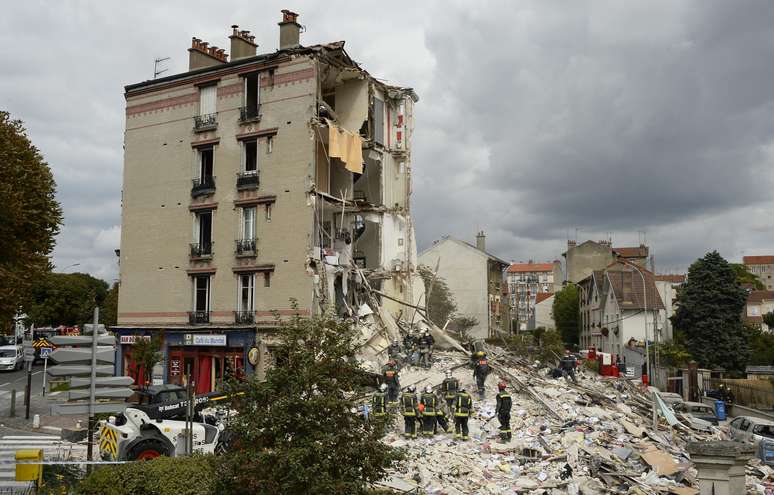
(236, 171), (259, 191)
(191, 176), (216, 197)
(190, 242), (214, 259)
(234, 311), (255, 324)
(188, 311), (211, 325)
(235, 239), (257, 257)
(193, 113), (217, 132)
(239, 105), (261, 123)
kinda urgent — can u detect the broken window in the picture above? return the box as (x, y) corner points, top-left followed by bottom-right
(242, 72), (260, 120)
(371, 98), (384, 145)
(243, 139), (257, 173)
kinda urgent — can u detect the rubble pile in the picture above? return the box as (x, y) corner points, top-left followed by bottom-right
(375, 349), (773, 494)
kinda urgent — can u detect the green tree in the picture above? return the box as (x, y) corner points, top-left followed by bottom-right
(418, 264), (457, 328)
(0, 111), (62, 330)
(673, 251), (749, 373)
(102, 282), (119, 328)
(130, 332), (163, 389)
(553, 284), (579, 345)
(730, 263), (765, 290)
(763, 311), (774, 331)
(747, 323), (774, 366)
(24, 272), (109, 327)
(219, 311), (403, 495)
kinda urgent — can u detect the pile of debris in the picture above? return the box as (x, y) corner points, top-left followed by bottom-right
(373, 348), (772, 494)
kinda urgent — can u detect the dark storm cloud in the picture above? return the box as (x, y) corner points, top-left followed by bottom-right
(2, 1), (772, 279)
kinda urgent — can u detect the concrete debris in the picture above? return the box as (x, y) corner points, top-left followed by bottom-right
(370, 341), (773, 494)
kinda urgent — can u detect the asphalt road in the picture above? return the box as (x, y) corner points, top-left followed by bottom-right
(0, 363), (46, 399)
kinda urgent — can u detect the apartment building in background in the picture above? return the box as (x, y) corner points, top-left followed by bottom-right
(743, 256), (774, 290)
(744, 290), (774, 331)
(505, 260), (562, 331)
(418, 233), (509, 339)
(115, 11), (420, 391)
(564, 239), (649, 284)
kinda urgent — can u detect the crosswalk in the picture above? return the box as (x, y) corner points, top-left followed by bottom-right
(0, 435), (88, 492)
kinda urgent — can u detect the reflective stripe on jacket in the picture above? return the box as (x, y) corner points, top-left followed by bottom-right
(372, 392), (387, 415)
(402, 393), (418, 416)
(454, 393), (472, 417)
(420, 393), (437, 416)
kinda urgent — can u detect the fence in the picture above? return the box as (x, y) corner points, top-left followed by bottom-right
(704, 377), (774, 410)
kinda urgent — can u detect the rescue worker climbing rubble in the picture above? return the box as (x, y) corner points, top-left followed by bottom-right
(372, 383), (388, 419)
(420, 385), (439, 436)
(401, 385), (419, 438)
(418, 330), (435, 368)
(453, 386), (473, 441)
(441, 370), (459, 412)
(381, 359), (401, 405)
(388, 339), (402, 362)
(495, 381), (512, 441)
(473, 352), (490, 399)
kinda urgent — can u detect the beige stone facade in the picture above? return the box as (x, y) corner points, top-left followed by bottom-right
(115, 14), (419, 387)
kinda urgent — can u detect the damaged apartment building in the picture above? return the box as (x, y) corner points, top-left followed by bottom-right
(115, 10), (420, 391)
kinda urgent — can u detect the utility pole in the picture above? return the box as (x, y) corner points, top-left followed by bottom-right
(87, 307), (99, 465)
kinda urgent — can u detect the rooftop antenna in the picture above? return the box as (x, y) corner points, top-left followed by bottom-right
(154, 57), (171, 79)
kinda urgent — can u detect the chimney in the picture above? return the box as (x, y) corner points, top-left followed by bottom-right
(278, 9), (301, 49)
(476, 231), (486, 252)
(188, 37), (228, 70)
(229, 25), (257, 60)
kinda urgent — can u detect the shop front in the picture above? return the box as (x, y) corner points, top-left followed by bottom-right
(114, 328), (256, 393)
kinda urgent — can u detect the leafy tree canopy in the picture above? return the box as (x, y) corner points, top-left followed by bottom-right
(418, 264), (457, 328)
(763, 311), (774, 331)
(102, 282), (119, 328)
(24, 272), (109, 327)
(219, 311), (403, 494)
(673, 251), (749, 373)
(748, 323), (774, 367)
(0, 111), (62, 330)
(553, 284), (579, 345)
(730, 263), (765, 290)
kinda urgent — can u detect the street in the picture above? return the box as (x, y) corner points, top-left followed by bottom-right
(0, 363), (46, 402)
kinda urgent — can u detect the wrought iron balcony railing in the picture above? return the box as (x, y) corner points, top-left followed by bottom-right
(236, 171), (259, 190)
(193, 112), (218, 131)
(234, 311), (255, 324)
(188, 311), (211, 325)
(191, 176), (216, 197)
(190, 242), (213, 259)
(235, 239), (257, 256)
(239, 105), (261, 123)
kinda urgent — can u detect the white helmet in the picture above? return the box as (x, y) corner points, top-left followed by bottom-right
(425, 385), (433, 394)
(408, 385), (416, 393)
(379, 383), (388, 392)
(445, 370), (452, 378)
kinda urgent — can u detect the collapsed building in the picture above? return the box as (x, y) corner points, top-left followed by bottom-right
(115, 10), (422, 390)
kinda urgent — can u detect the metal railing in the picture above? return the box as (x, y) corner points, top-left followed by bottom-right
(234, 311), (255, 324)
(193, 112), (217, 131)
(235, 239), (257, 255)
(236, 171), (259, 190)
(191, 176), (216, 197)
(188, 311), (211, 325)
(239, 105), (261, 122)
(190, 242), (213, 258)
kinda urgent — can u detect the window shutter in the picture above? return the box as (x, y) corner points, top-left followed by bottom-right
(200, 85), (217, 115)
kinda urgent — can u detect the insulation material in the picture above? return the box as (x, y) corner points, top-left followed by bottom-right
(334, 77), (368, 134)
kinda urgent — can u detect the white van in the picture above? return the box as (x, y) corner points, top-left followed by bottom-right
(0, 335), (22, 371)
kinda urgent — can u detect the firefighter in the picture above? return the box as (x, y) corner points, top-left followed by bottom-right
(388, 339), (402, 362)
(473, 352), (490, 399)
(381, 359), (401, 405)
(453, 386), (473, 441)
(441, 370), (459, 412)
(418, 330), (435, 368)
(560, 351), (577, 384)
(403, 331), (416, 355)
(420, 385), (439, 436)
(495, 381), (512, 441)
(401, 385), (419, 438)
(372, 383), (388, 419)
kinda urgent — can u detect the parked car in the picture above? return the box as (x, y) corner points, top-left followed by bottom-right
(0, 335), (23, 371)
(728, 416), (774, 445)
(674, 401), (719, 425)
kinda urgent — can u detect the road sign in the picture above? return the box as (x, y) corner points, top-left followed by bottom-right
(70, 376), (134, 388)
(50, 335), (116, 347)
(39, 347), (52, 359)
(51, 402), (127, 415)
(47, 364), (115, 377)
(49, 347), (115, 364)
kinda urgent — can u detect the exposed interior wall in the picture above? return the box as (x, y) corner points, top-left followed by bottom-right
(334, 76), (369, 134)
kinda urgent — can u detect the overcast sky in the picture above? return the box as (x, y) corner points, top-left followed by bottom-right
(2, 1), (773, 281)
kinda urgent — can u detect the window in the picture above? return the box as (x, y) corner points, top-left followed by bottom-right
(266, 204), (272, 222)
(264, 272), (271, 288)
(242, 72), (260, 120)
(242, 207), (256, 240)
(193, 275), (210, 312)
(199, 85), (217, 116)
(267, 136), (273, 154)
(371, 98), (384, 145)
(194, 211), (213, 254)
(243, 139), (257, 173)
(198, 147), (214, 181)
(749, 305), (760, 316)
(239, 274), (255, 312)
